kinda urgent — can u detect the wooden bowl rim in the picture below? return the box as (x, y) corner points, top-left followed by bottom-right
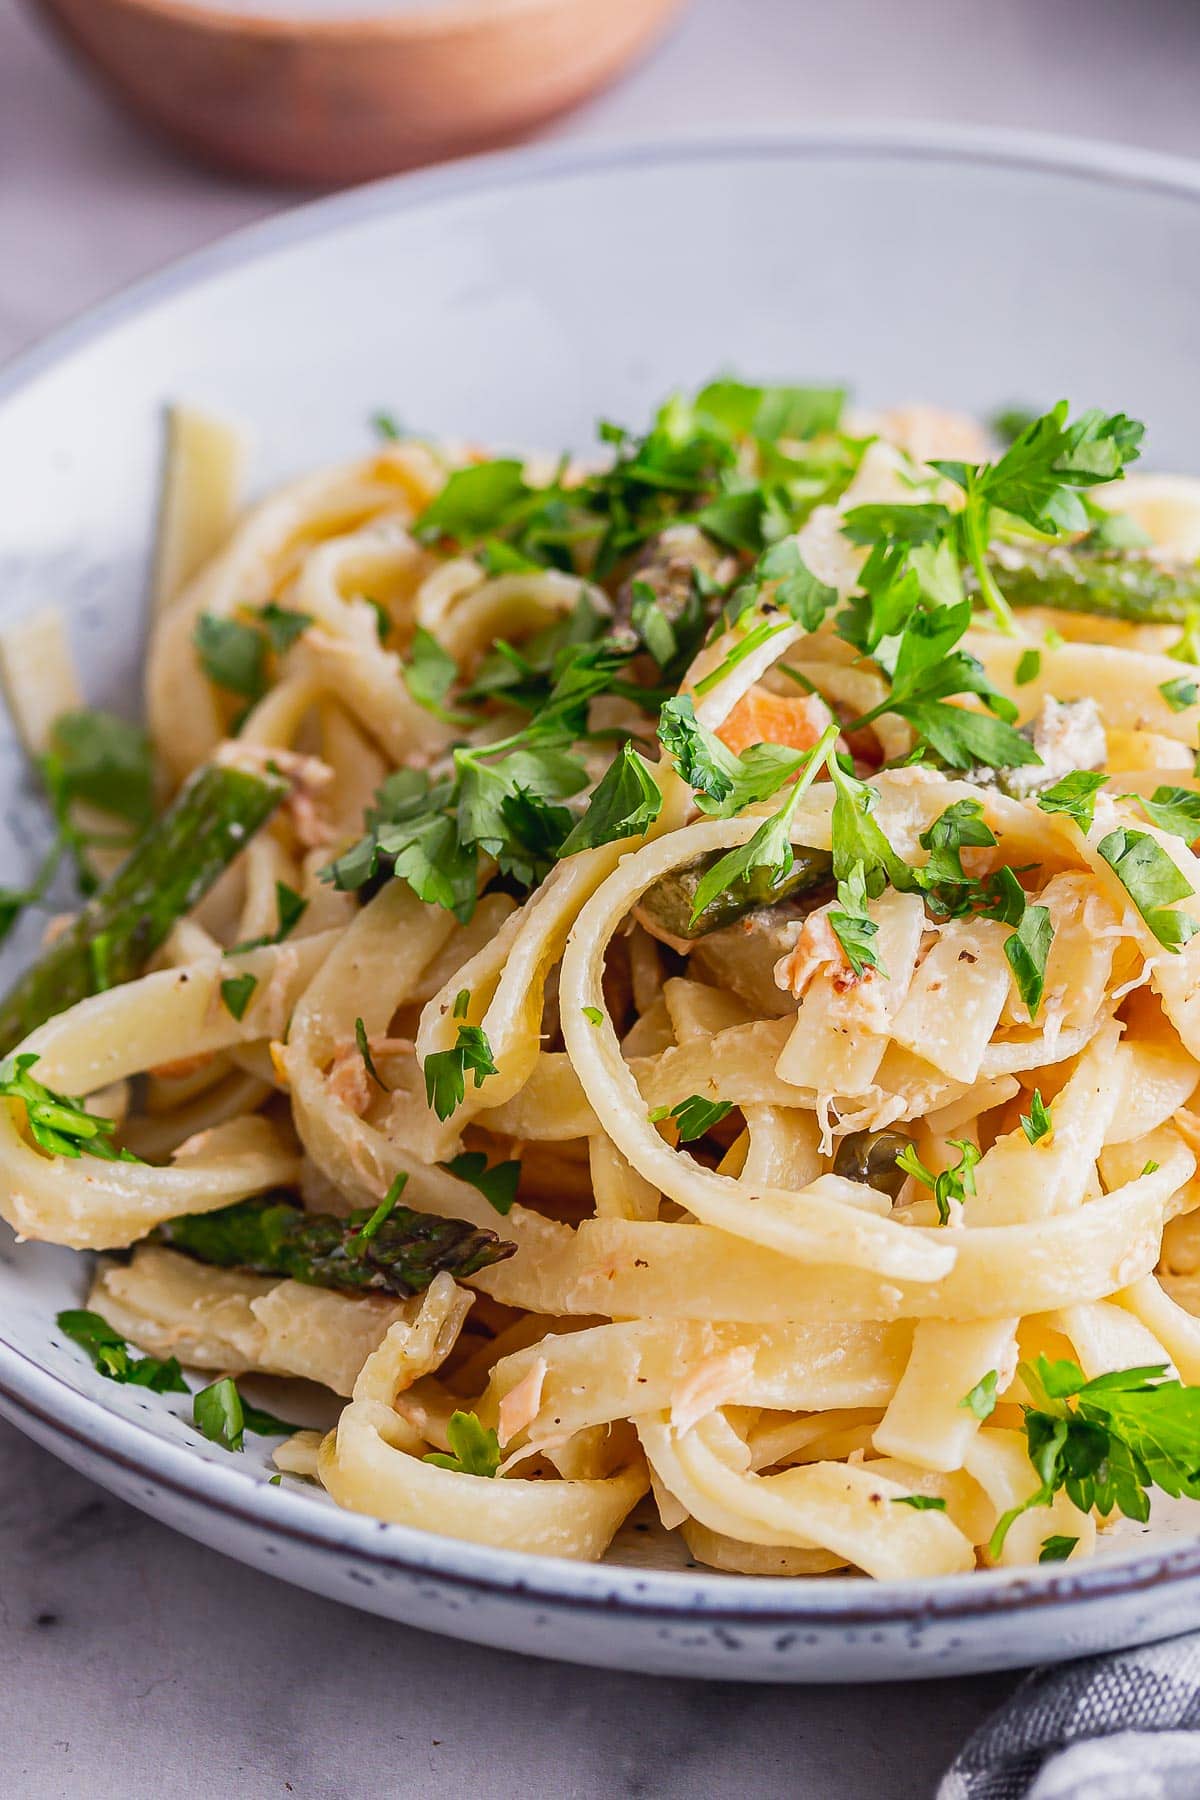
(47, 0), (671, 45)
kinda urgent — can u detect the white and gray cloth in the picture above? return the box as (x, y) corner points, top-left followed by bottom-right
(939, 1637), (1200, 1800)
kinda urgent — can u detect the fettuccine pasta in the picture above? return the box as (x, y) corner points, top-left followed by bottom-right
(5, 382), (1200, 1577)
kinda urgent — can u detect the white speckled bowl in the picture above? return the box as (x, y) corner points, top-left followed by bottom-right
(3, 129), (1200, 1681)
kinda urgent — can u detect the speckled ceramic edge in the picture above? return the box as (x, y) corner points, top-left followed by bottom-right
(4, 126), (1200, 1676)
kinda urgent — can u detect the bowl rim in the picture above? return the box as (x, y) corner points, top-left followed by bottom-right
(5, 123), (1200, 1628)
(35, 0), (680, 47)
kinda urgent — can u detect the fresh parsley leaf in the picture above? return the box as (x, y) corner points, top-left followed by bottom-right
(1005, 902), (1053, 1016)
(690, 726), (838, 923)
(896, 1138), (980, 1225)
(756, 537), (839, 630)
(657, 695), (807, 818)
(423, 1020), (499, 1121)
(372, 410), (402, 440)
(220, 973), (257, 1021)
(57, 1309), (187, 1392)
(934, 403), (1144, 632)
(1015, 649), (1041, 686)
(648, 1094), (734, 1143)
(693, 379), (845, 444)
(1039, 1535), (1079, 1563)
(828, 757), (912, 896)
(1168, 603), (1200, 666)
(194, 1376), (246, 1451)
(0, 1053), (138, 1162)
(402, 626), (473, 725)
(582, 1006), (604, 1026)
(193, 614), (267, 700)
(961, 1370), (1000, 1421)
(990, 405), (1040, 447)
(990, 1356), (1200, 1558)
(1036, 770), (1108, 834)
(440, 1150), (521, 1216)
(1160, 677), (1199, 714)
(890, 1494), (947, 1512)
(827, 861), (883, 978)
(366, 597), (391, 643)
(1134, 786), (1200, 842)
(415, 461), (531, 544)
(423, 1409), (501, 1477)
(354, 1016), (385, 1088)
(1020, 1089), (1052, 1144)
(257, 603), (313, 656)
(230, 880), (308, 954)
(557, 743), (662, 857)
(44, 710), (155, 831)
(193, 1375), (297, 1452)
(240, 1399), (303, 1439)
(1097, 827), (1198, 950)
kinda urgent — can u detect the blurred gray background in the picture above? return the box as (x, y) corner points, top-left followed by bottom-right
(2, 1), (1200, 1795)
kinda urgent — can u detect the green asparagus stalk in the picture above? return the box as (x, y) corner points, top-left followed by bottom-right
(0, 761), (287, 1054)
(640, 845), (833, 939)
(988, 549), (1200, 626)
(154, 1193), (516, 1298)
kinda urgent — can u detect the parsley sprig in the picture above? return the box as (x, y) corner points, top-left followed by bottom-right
(423, 993), (499, 1120)
(0, 1053), (139, 1162)
(423, 1409), (502, 1477)
(895, 1138), (980, 1225)
(990, 1356), (1200, 1558)
(0, 708), (155, 942)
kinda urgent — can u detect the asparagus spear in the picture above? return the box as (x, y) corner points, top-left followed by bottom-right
(0, 761), (287, 1054)
(988, 548), (1200, 625)
(154, 1193), (515, 1298)
(639, 844), (833, 939)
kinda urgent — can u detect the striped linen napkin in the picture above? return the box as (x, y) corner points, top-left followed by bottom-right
(939, 1636), (1200, 1798)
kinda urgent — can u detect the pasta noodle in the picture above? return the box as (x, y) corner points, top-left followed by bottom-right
(6, 386), (1200, 1580)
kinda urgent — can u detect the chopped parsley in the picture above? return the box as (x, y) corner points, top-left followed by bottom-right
(1004, 903), (1053, 1016)
(354, 1016), (385, 1088)
(827, 861), (883, 978)
(1160, 677), (1199, 714)
(960, 1370), (1000, 1421)
(423, 1409), (502, 1477)
(193, 1375), (298, 1454)
(229, 881), (307, 954)
(688, 725), (838, 924)
(582, 1006), (605, 1027)
(219, 973), (258, 1021)
(57, 1309), (186, 1392)
(0, 707), (156, 938)
(1036, 770), (1108, 835)
(193, 613), (267, 700)
(1020, 1089), (1053, 1145)
(557, 744), (662, 857)
(423, 1018), (499, 1120)
(896, 1138), (980, 1225)
(440, 1150), (522, 1216)
(1133, 786), (1200, 842)
(648, 1094), (734, 1143)
(0, 1053), (139, 1162)
(1097, 827), (1198, 950)
(890, 1494), (947, 1512)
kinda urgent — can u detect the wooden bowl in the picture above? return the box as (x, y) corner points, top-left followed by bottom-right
(29, 0), (687, 184)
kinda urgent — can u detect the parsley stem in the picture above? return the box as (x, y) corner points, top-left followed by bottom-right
(962, 501), (1018, 636)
